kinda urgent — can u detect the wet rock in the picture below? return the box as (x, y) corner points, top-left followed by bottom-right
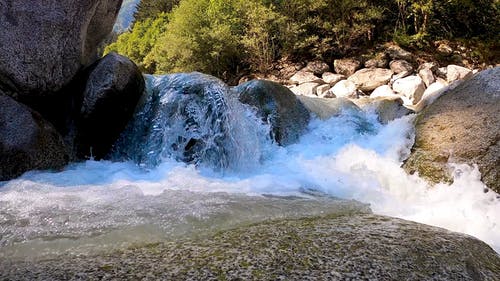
(334, 58), (361, 76)
(0, 92), (69, 180)
(348, 68), (393, 92)
(447, 65), (473, 83)
(289, 82), (322, 97)
(3, 214), (498, 280)
(353, 97), (410, 124)
(392, 75), (426, 105)
(76, 53), (145, 159)
(404, 67), (500, 192)
(303, 61), (330, 75)
(235, 80), (310, 145)
(0, 0), (122, 97)
(290, 71), (324, 85)
(322, 72), (345, 86)
(297, 96), (360, 120)
(330, 80), (358, 98)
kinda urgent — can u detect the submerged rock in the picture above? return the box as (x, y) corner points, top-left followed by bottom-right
(114, 73), (265, 170)
(0, 0), (122, 97)
(404, 67), (500, 192)
(76, 53), (145, 159)
(353, 97), (411, 124)
(0, 93), (69, 180)
(297, 96), (360, 120)
(3, 214), (498, 280)
(234, 80), (310, 145)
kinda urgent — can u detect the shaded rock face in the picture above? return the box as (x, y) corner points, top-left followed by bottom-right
(0, 0), (122, 97)
(0, 93), (69, 180)
(404, 67), (500, 192)
(235, 80), (310, 145)
(76, 53), (145, 159)
(3, 214), (498, 280)
(334, 58), (361, 76)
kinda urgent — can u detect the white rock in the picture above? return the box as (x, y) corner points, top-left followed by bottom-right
(347, 68), (393, 92)
(447, 65), (473, 83)
(290, 71), (324, 85)
(392, 75), (426, 105)
(322, 72), (345, 86)
(290, 82), (321, 97)
(407, 80), (449, 112)
(316, 84), (331, 97)
(370, 85), (400, 99)
(419, 68), (435, 87)
(330, 80), (358, 98)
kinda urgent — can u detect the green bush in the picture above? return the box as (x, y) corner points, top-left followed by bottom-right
(105, 0), (499, 77)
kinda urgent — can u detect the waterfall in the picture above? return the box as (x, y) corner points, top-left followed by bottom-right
(112, 73), (271, 171)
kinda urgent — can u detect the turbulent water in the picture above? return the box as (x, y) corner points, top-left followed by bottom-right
(1, 74), (499, 260)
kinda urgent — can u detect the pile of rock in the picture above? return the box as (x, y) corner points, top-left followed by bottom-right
(286, 46), (474, 112)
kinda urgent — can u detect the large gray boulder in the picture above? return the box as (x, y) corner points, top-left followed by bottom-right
(234, 80), (310, 145)
(0, 0), (122, 97)
(3, 214), (498, 280)
(0, 93), (69, 180)
(404, 67), (500, 193)
(76, 53), (145, 159)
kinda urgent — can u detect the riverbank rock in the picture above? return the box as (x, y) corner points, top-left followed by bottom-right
(3, 214), (498, 280)
(334, 58), (361, 76)
(393, 75), (426, 105)
(404, 67), (500, 192)
(235, 80), (310, 145)
(290, 71), (323, 85)
(329, 80), (358, 98)
(0, 93), (69, 181)
(348, 68), (393, 92)
(76, 53), (145, 159)
(0, 0), (122, 97)
(447, 64), (473, 83)
(303, 61), (330, 75)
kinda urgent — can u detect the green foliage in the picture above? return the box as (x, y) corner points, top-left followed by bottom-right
(106, 0), (499, 77)
(150, 0), (245, 77)
(134, 0), (180, 22)
(104, 13), (169, 72)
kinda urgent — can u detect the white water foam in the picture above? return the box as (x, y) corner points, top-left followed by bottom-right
(1, 111), (499, 257)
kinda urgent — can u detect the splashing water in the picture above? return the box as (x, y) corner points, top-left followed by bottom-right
(1, 75), (499, 259)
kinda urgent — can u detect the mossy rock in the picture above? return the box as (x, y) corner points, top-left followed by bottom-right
(403, 67), (500, 193)
(2, 214), (499, 280)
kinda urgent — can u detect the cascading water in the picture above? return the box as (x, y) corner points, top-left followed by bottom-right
(112, 73), (270, 170)
(0, 73), (499, 260)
